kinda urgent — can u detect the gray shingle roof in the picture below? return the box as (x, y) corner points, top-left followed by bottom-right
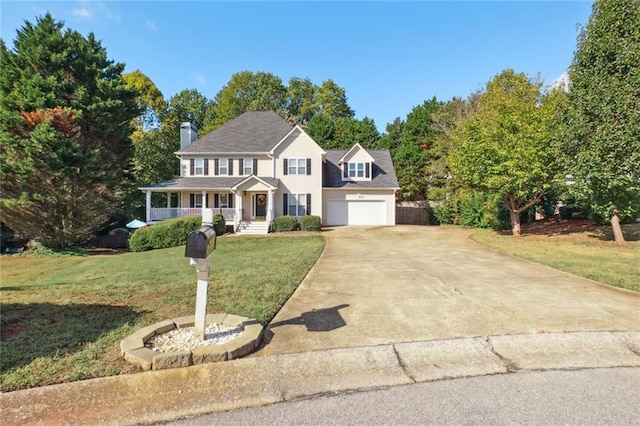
(323, 149), (400, 189)
(139, 176), (281, 191)
(178, 111), (293, 154)
(139, 177), (245, 191)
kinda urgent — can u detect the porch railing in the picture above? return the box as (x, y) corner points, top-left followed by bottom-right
(150, 208), (236, 222)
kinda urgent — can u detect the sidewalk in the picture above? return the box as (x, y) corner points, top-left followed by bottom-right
(2, 331), (639, 425)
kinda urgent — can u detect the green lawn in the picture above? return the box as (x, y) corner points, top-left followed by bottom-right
(0, 234), (325, 391)
(472, 223), (640, 292)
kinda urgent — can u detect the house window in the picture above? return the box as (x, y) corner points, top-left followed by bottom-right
(284, 193), (311, 217)
(349, 162), (365, 178)
(190, 158), (208, 176)
(243, 158), (254, 176)
(190, 193), (203, 208)
(283, 158), (311, 175)
(213, 193), (234, 209)
(218, 158), (229, 175)
(194, 159), (205, 175)
(344, 162), (370, 180)
(219, 194), (229, 208)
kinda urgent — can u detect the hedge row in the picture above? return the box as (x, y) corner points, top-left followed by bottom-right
(128, 217), (202, 252)
(273, 215), (322, 232)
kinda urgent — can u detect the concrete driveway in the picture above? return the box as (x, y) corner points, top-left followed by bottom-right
(255, 225), (639, 356)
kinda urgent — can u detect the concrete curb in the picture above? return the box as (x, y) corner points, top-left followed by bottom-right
(2, 331), (638, 425)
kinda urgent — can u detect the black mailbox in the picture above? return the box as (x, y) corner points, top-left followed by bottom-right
(185, 225), (217, 259)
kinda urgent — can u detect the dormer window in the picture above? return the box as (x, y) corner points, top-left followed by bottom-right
(343, 162), (371, 180)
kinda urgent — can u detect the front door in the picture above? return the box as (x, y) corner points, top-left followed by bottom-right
(255, 193), (267, 219)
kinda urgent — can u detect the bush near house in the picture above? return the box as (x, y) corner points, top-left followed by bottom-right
(213, 214), (226, 235)
(274, 215), (299, 232)
(128, 217), (201, 252)
(300, 215), (322, 231)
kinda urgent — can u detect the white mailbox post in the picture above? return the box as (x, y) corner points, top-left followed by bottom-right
(185, 225), (217, 340)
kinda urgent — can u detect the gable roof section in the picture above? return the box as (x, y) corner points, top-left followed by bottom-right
(231, 175), (279, 191)
(177, 111), (293, 154)
(337, 143), (375, 164)
(324, 149), (400, 189)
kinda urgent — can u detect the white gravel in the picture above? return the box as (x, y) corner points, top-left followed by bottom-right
(146, 323), (243, 353)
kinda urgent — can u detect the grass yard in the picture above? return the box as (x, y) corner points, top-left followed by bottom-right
(472, 221), (640, 292)
(0, 234), (325, 392)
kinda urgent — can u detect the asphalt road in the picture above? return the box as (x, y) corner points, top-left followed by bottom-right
(167, 367), (640, 425)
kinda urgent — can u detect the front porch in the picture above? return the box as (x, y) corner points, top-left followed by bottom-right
(141, 175), (279, 235)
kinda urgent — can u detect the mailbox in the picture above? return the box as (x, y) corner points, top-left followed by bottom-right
(185, 225), (217, 259)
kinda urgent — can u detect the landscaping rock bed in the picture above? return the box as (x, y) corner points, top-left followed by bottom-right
(120, 313), (263, 370)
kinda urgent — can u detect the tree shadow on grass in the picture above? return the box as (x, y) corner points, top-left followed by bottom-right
(0, 303), (143, 372)
(588, 224), (640, 242)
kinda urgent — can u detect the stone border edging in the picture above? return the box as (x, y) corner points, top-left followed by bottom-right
(120, 313), (263, 370)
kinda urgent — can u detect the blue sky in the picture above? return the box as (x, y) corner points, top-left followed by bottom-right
(1, 1), (593, 131)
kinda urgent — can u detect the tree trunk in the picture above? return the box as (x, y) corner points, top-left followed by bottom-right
(510, 210), (521, 237)
(611, 209), (625, 245)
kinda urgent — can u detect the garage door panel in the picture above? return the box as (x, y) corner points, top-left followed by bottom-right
(327, 200), (349, 225)
(327, 200), (386, 225)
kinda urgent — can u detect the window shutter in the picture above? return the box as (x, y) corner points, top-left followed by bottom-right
(214, 194), (219, 208)
(283, 159), (288, 175)
(343, 163), (348, 178)
(283, 193), (288, 215)
(229, 159), (234, 176)
(239, 159), (244, 175)
(204, 159), (209, 175)
(190, 159), (195, 176)
(253, 159), (258, 175)
(190, 193), (195, 208)
(229, 194), (234, 208)
(306, 193), (311, 215)
(214, 159), (219, 176)
(307, 158), (311, 175)
(365, 163), (370, 178)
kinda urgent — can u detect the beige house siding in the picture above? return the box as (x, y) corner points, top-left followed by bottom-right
(272, 128), (325, 220)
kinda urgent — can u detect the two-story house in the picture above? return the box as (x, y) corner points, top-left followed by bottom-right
(139, 111), (399, 234)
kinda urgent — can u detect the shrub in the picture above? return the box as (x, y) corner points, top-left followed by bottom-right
(273, 215), (298, 232)
(459, 192), (490, 228)
(300, 215), (322, 231)
(457, 192), (510, 230)
(128, 216), (201, 252)
(431, 203), (457, 225)
(213, 214), (226, 235)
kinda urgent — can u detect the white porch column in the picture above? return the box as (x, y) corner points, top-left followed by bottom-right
(145, 191), (152, 223)
(167, 193), (171, 208)
(235, 191), (242, 219)
(267, 189), (275, 222)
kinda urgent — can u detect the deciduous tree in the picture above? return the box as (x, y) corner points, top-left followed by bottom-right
(563, 0), (640, 244)
(448, 70), (563, 236)
(212, 70), (286, 129)
(317, 79), (354, 119)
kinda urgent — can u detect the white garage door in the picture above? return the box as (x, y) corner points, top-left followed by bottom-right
(327, 200), (387, 225)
